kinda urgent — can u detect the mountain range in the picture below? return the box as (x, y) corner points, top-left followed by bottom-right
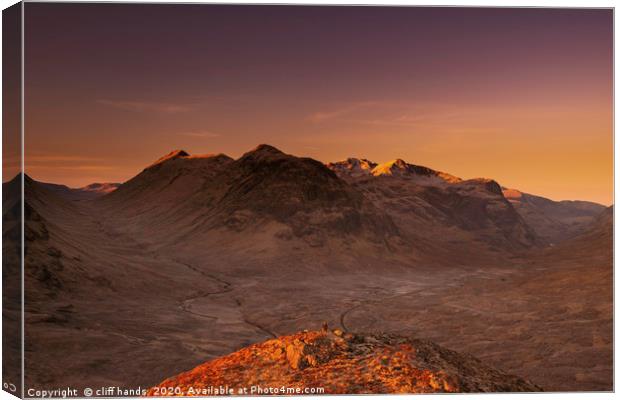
(35, 144), (609, 256)
(4, 144), (612, 393)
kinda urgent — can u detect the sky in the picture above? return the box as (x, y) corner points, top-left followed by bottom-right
(21, 4), (613, 204)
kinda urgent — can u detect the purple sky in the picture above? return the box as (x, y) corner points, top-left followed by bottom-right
(21, 4), (613, 204)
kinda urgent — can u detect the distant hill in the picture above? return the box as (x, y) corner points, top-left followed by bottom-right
(502, 188), (605, 244)
(543, 205), (613, 262)
(39, 180), (120, 201)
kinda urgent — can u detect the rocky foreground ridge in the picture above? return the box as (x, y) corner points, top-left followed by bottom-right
(147, 329), (541, 395)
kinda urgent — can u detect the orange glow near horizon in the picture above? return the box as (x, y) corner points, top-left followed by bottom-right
(19, 5), (613, 205)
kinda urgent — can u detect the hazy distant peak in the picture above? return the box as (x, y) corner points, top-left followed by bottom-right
(372, 159), (432, 177)
(371, 159), (408, 176)
(326, 158), (378, 179)
(344, 157), (377, 167)
(193, 153), (233, 160)
(81, 182), (119, 189)
(79, 182), (121, 194)
(327, 157), (462, 184)
(370, 159), (463, 184)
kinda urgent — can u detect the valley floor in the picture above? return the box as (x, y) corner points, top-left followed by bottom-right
(20, 193), (612, 393)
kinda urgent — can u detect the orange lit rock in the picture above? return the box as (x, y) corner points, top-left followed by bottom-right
(147, 330), (541, 395)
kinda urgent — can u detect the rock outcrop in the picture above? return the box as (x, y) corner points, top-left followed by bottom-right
(147, 330), (541, 395)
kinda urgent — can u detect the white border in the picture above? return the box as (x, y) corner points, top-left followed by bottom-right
(0, 1), (616, 400)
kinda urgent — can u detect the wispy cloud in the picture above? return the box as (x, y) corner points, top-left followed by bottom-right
(307, 100), (471, 128)
(346, 112), (465, 128)
(176, 131), (221, 138)
(97, 99), (196, 113)
(26, 165), (116, 171)
(22, 154), (115, 173)
(307, 101), (381, 123)
(25, 155), (104, 163)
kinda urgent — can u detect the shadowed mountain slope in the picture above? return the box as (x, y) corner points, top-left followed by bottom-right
(12, 175), (247, 389)
(100, 145), (401, 253)
(96, 146), (550, 261)
(328, 157), (539, 255)
(543, 205), (613, 262)
(23, 146), (608, 259)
